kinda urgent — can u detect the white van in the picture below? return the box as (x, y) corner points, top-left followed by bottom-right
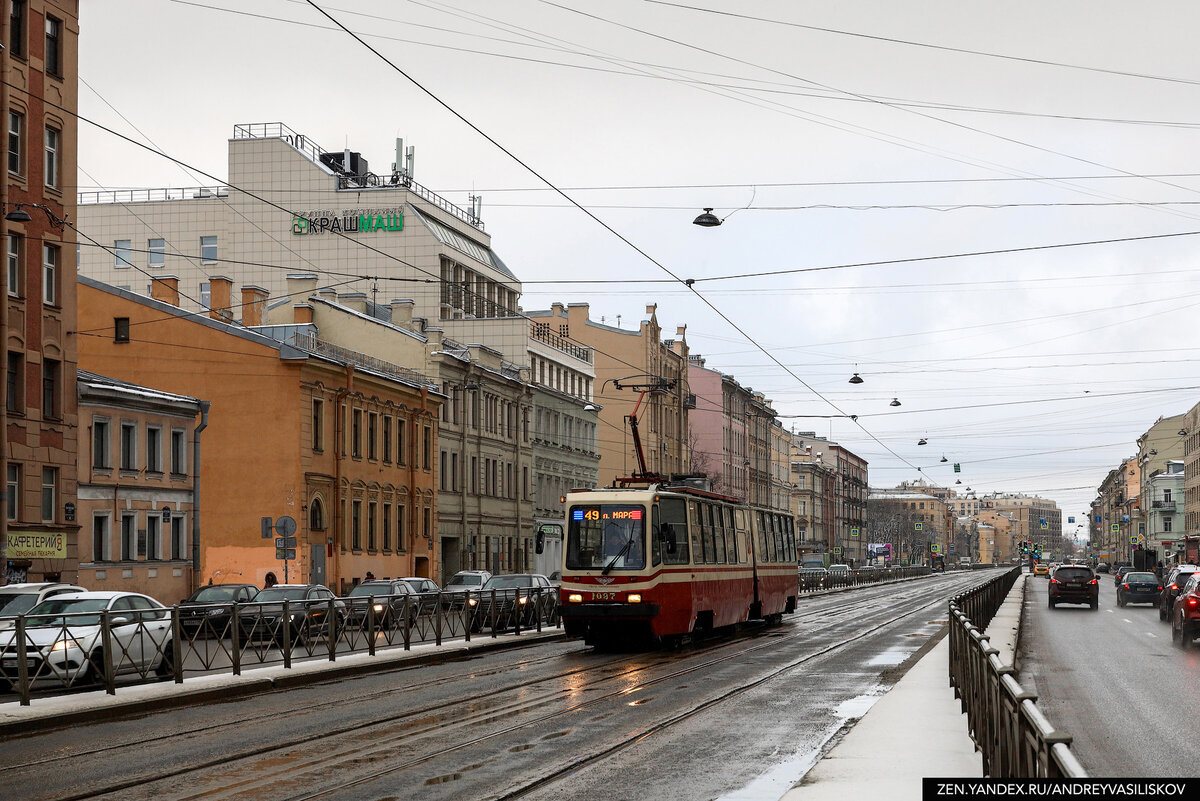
(959, 557), (972, 568)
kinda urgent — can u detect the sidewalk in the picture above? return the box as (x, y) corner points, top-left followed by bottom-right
(781, 573), (1026, 800)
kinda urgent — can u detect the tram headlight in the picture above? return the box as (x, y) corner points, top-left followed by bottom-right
(627, 593), (642, 604)
(568, 593), (583, 603)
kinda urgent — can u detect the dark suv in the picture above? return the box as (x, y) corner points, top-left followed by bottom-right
(1171, 573), (1200, 649)
(1159, 565), (1199, 621)
(1048, 565), (1099, 609)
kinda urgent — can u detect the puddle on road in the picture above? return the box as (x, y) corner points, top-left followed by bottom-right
(866, 648), (908, 666)
(716, 689), (884, 801)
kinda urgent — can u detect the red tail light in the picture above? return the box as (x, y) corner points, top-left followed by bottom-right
(1171, 584), (1179, 591)
(1188, 598), (1198, 607)
(1159, 586), (1164, 592)
(1050, 578), (1058, 584)
(1122, 583), (1129, 589)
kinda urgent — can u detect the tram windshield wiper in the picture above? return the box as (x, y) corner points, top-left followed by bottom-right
(602, 535), (635, 575)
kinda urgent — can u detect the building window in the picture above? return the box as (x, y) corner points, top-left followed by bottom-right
(8, 111), (22, 175)
(92, 418), (111, 469)
(451, 452), (459, 492)
(368, 412), (377, 460)
(396, 504), (406, 552)
(397, 422), (406, 465)
(368, 502), (377, 551)
(44, 15), (61, 76)
(114, 239), (132, 269)
(422, 506), (431, 540)
(171, 516), (186, 560)
(120, 422), (137, 470)
(382, 417), (391, 463)
(146, 426), (162, 473)
(41, 467), (56, 523)
(171, 429), (186, 474)
(6, 233), (20, 297)
(41, 358), (59, 418)
(439, 450), (447, 491)
(422, 425), (431, 470)
(382, 504), (391, 551)
(200, 235), (217, 264)
(6, 351), (21, 413)
(199, 282), (211, 309)
(42, 242), (57, 304)
(92, 514), (109, 562)
(148, 238), (165, 268)
(114, 316), (131, 343)
(352, 499), (362, 550)
(6, 463), (18, 521)
(309, 499), (324, 531)
(43, 127), (59, 189)
(146, 516), (161, 561)
(1164, 517), (1173, 533)
(121, 513), (136, 560)
(10, 1), (25, 58)
(352, 409), (362, 458)
(312, 398), (324, 452)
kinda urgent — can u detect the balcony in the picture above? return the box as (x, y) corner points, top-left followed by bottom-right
(1152, 500), (1180, 511)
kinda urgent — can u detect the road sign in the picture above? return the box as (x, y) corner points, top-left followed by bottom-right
(1131, 535), (1144, 545)
(1110, 523), (1119, 532)
(1040, 522), (1048, 530)
(275, 536), (298, 549)
(276, 548), (296, 560)
(63, 502), (75, 522)
(261, 517), (274, 539)
(949, 544), (956, 553)
(275, 516), (297, 538)
(915, 522), (924, 531)
(832, 546), (843, 555)
(849, 528), (859, 537)
(953, 463), (961, 473)
(930, 544), (940, 554)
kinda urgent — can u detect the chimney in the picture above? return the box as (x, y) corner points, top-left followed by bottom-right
(676, 324), (687, 339)
(150, 275), (180, 307)
(551, 302), (565, 318)
(285, 273), (318, 303)
(645, 303), (657, 317)
(338, 292), (369, 313)
(293, 304), (314, 324)
(209, 276), (233, 322)
(425, 326), (443, 350)
(241, 285), (269, 327)
(390, 298), (414, 325)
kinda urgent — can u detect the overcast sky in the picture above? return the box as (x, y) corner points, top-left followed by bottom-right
(76, 1), (1200, 531)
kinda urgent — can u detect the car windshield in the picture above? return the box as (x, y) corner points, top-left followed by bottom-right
(25, 598), (111, 626)
(253, 588), (309, 602)
(0, 593), (41, 616)
(348, 583), (404, 597)
(482, 576), (537, 590)
(1054, 568), (1093, 581)
(1124, 572), (1156, 583)
(447, 574), (483, 588)
(187, 586), (245, 603)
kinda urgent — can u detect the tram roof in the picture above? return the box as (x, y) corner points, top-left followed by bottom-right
(567, 483), (744, 504)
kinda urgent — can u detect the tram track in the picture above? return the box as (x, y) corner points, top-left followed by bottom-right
(70, 574), (981, 801)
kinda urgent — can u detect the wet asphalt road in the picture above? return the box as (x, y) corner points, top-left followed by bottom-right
(0, 571), (990, 801)
(1018, 571), (1200, 777)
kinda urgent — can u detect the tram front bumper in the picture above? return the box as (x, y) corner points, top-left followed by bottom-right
(559, 603), (659, 619)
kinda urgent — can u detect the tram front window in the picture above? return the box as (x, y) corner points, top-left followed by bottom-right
(566, 505), (646, 571)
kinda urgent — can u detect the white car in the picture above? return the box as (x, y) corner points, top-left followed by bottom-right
(0, 591), (172, 687)
(0, 583), (86, 631)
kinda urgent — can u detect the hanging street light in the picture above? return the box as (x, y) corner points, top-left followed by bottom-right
(692, 208), (722, 227)
(848, 373), (864, 384)
(890, 398), (901, 407)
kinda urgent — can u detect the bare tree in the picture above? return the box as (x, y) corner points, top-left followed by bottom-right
(688, 432), (724, 492)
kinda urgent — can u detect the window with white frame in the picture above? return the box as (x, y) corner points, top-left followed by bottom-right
(200, 282), (211, 309)
(6, 233), (20, 297)
(92, 417), (111, 469)
(42, 242), (57, 305)
(7, 110), (21, 175)
(148, 238), (165, 268)
(200, 236), (217, 264)
(43, 126), (59, 189)
(40, 467), (55, 522)
(6, 463), (18, 521)
(114, 240), (132, 268)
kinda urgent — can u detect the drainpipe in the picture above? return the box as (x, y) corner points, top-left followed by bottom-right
(191, 400), (210, 592)
(0, 8), (10, 585)
(332, 367), (353, 591)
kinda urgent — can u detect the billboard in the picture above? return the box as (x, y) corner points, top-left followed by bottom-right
(867, 543), (892, 561)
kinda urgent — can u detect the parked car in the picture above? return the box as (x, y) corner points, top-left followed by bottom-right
(0, 583), (86, 632)
(0, 591), (171, 687)
(441, 570), (493, 608)
(238, 584), (343, 647)
(1170, 573), (1200, 648)
(344, 579), (418, 628)
(1159, 565), (1199, 621)
(1048, 564), (1099, 609)
(177, 583), (259, 638)
(396, 577), (441, 614)
(468, 574), (554, 631)
(1116, 572), (1162, 607)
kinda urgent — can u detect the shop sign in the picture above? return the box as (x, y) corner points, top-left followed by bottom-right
(292, 208), (404, 235)
(7, 531), (66, 559)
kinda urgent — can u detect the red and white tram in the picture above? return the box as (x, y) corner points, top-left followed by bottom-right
(558, 478), (799, 647)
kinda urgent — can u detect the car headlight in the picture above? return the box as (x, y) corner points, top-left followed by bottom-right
(468, 598), (478, 607)
(627, 593), (642, 603)
(206, 608), (224, 616)
(372, 603), (385, 613)
(50, 639), (72, 652)
(518, 597), (528, 605)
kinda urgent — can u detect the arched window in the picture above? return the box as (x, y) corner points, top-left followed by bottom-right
(309, 498), (325, 531)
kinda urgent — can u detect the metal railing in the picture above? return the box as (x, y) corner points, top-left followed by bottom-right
(948, 567), (1088, 778)
(798, 564), (932, 592)
(0, 587), (561, 706)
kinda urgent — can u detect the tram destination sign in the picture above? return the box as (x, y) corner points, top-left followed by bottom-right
(292, 207), (404, 235)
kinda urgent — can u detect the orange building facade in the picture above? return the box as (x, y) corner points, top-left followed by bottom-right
(77, 277), (442, 593)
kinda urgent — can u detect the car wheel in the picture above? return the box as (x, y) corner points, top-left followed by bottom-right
(84, 649), (106, 685)
(1090, 599), (1098, 610)
(155, 652), (175, 678)
(1048, 597), (1055, 608)
(1181, 622), (1194, 650)
(1117, 596), (1125, 607)
(1172, 619), (1181, 645)
(1160, 604), (1167, 621)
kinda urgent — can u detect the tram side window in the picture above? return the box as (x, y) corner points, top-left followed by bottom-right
(714, 504), (727, 564)
(707, 504), (721, 564)
(756, 511), (767, 563)
(733, 508), (747, 563)
(651, 504), (662, 566)
(786, 517), (796, 562)
(774, 515), (784, 563)
(658, 497), (689, 565)
(688, 502), (704, 565)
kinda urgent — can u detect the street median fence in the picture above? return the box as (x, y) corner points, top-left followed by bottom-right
(798, 564), (934, 592)
(948, 567), (1087, 778)
(0, 587), (561, 706)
